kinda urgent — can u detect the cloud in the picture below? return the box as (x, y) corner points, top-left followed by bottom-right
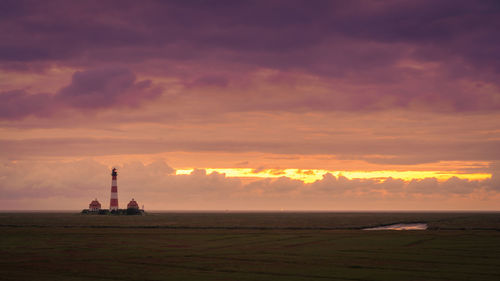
(57, 67), (161, 108)
(244, 177), (303, 197)
(0, 159), (495, 210)
(3, 137), (500, 165)
(0, 90), (54, 119)
(488, 162), (500, 191)
(187, 75), (229, 88)
(1, 1), (499, 113)
(0, 67), (162, 120)
(0, 159), (107, 199)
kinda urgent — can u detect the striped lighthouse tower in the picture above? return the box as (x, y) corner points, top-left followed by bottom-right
(110, 168), (119, 211)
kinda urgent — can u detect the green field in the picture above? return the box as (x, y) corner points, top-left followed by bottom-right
(1, 212), (499, 280)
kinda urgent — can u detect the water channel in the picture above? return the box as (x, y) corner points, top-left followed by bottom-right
(363, 223), (428, 230)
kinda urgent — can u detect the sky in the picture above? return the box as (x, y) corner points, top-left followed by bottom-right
(1, 0), (500, 210)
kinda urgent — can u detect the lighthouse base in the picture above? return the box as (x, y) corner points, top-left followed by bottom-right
(81, 208), (145, 215)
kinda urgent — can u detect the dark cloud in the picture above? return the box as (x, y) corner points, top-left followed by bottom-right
(0, 67), (162, 120)
(1, 1), (497, 66)
(57, 67), (160, 108)
(0, 1), (499, 112)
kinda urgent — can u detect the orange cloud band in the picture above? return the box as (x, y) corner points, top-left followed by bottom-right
(176, 168), (491, 183)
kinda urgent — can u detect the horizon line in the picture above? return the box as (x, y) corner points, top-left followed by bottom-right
(1, 209), (499, 213)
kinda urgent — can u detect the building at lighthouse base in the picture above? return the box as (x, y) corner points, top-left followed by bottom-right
(88, 199), (101, 212)
(82, 198), (145, 215)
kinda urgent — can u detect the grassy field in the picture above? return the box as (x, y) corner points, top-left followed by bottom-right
(0, 212), (499, 280)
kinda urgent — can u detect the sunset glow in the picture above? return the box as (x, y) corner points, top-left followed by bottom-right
(176, 169), (491, 183)
(1, 0), (499, 210)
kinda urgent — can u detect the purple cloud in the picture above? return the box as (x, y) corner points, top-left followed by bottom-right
(56, 67), (160, 108)
(1, 1), (497, 70)
(0, 90), (54, 119)
(0, 67), (162, 120)
(0, 0), (499, 113)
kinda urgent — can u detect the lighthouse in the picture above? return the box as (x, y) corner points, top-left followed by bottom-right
(109, 168), (119, 211)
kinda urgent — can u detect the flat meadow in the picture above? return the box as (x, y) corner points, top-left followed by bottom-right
(1, 212), (499, 280)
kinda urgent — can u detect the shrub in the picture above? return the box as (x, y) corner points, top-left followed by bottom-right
(126, 208), (141, 215)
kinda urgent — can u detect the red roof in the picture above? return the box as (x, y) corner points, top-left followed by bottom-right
(89, 199), (101, 208)
(127, 199), (139, 208)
